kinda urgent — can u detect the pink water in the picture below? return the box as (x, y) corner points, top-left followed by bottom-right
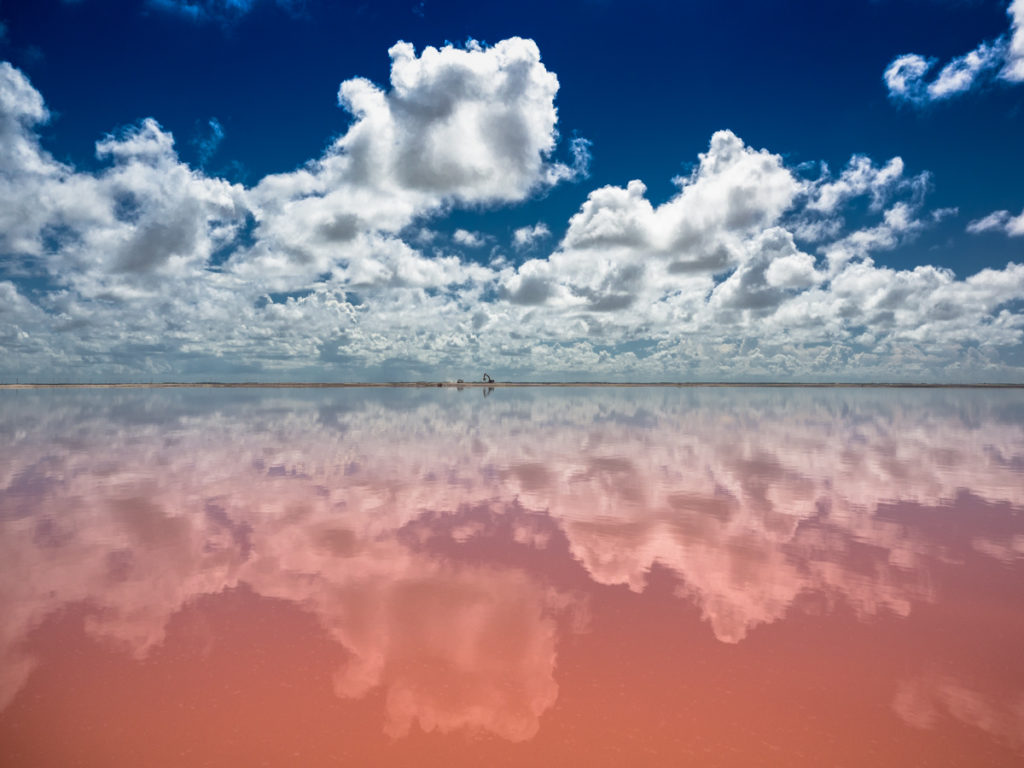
(1, 388), (1022, 766)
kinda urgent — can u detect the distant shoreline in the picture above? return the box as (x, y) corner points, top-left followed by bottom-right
(1, 382), (1022, 390)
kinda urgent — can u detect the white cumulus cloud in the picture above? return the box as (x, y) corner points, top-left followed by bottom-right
(235, 37), (578, 289)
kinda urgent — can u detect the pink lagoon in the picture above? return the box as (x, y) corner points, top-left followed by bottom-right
(1, 386), (1022, 767)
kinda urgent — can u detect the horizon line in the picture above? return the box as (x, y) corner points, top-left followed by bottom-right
(1, 381), (1023, 390)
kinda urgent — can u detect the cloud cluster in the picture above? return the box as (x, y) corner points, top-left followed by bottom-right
(0, 41), (572, 378)
(492, 134), (1022, 380)
(0, 36), (1023, 382)
(233, 36), (582, 291)
(884, 0), (1024, 104)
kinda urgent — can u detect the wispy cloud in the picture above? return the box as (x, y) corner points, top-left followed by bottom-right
(967, 208), (1024, 236)
(884, 0), (1024, 104)
(193, 117), (224, 167)
(148, 0), (302, 22)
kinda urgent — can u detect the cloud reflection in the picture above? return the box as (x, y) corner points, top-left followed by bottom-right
(894, 675), (1024, 753)
(0, 387), (1022, 738)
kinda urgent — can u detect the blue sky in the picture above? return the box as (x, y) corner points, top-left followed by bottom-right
(0, 0), (1023, 381)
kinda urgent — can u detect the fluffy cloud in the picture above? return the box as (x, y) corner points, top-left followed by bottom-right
(497, 130), (802, 315)
(233, 37), (580, 289)
(452, 228), (486, 248)
(0, 60), (248, 289)
(709, 227), (823, 316)
(561, 130), (799, 262)
(884, 0), (1024, 104)
(513, 222), (551, 249)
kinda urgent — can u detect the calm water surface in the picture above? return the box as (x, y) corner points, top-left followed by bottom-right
(1, 387), (1023, 766)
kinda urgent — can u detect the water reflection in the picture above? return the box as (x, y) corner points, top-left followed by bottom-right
(0, 387), (1022, 762)
(893, 675), (1024, 753)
